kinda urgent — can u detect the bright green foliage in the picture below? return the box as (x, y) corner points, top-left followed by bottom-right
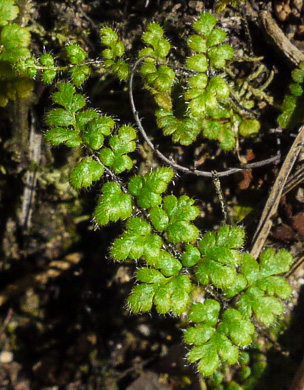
(184, 14), (238, 149)
(99, 125), (137, 173)
(140, 63), (175, 91)
(45, 127), (83, 147)
(140, 63), (175, 111)
(45, 82), (85, 146)
(69, 157), (104, 189)
(278, 61), (304, 129)
(82, 115), (115, 150)
(100, 27), (130, 81)
(195, 226), (245, 289)
(111, 216), (183, 276)
(94, 182), (133, 226)
(0, 24), (31, 62)
(66, 44), (87, 65)
(45, 82), (116, 150)
(70, 64), (90, 86)
(189, 13), (234, 69)
(137, 14), (265, 150)
(139, 23), (176, 112)
(237, 249), (293, 326)
(217, 309), (255, 347)
(181, 245), (201, 267)
(128, 274), (192, 315)
(0, 1), (33, 106)
(111, 217), (162, 263)
(66, 44), (90, 85)
(140, 22), (171, 62)
(138, 15), (261, 150)
(188, 300), (221, 325)
(0, 0), (19, 26)
(186, 304), (255, 376)
(183, 246), (293, 376)
(239, 119), (261, 137)
(149, 195), (200, 243)
(18, 43), (90, 86)
(128, 167), (174, 208)
(156, 109), (201, 145)
(40, 54), (57, 84)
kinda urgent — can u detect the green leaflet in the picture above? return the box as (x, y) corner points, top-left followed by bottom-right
(128, 167), (174, 208)
(45, 83), (82, 146)
(100, 26), (130, 81)
(186, 76), (230, 118)
(39, 54), (57, 84)
(149, 195), (200, 243)
(140, 64), (175, 92)
(0, 24), (31, 63)
(94, 182), (133, 226)
(156, 109), (201, 145)
(181, 245), (201, 267)
(45, 83), (115, 150)
(65, 44), (90, 85)
(0, 6), (33, 106)
(195, 225), (245, 289)
(111, 217), (182, 276)
(70, 64), (90, 86)
(187, 332), (239, 376)
(239, 119), (261, 137)
(66, 44), (87, 65)
(99, 125), (137, 173)
(0, 0), (19, 26)
(69, 157), (104, 189)
(208, 45), (234, 69)
(237, 286), (284, 326)
(259, 248), (293, 277)
(45, 82), (84, 131)
(52, 82), (86, 112)
(110, 217), (162, 264)
(81, 115), (115, 150)
(237, 249), (293, 326)
(217, 309), (255, 347)
(187, 13), (233, 69)
(185, 303), (255, 376)
(140, 22), (171, 61)
(45, 127), (82, 148)
(188, 300), (221, 326)
(128, 274), (192, 315)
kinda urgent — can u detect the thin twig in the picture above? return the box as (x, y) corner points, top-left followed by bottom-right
(259, 10), (304, 66)
(20, 109), (42, 230)
(250, 125), (304, 259)
(129, 56), (280, 178)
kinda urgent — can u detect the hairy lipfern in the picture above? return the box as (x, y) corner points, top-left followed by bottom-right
(17, 9), (296, 385)
(111, 171), (293, 376)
